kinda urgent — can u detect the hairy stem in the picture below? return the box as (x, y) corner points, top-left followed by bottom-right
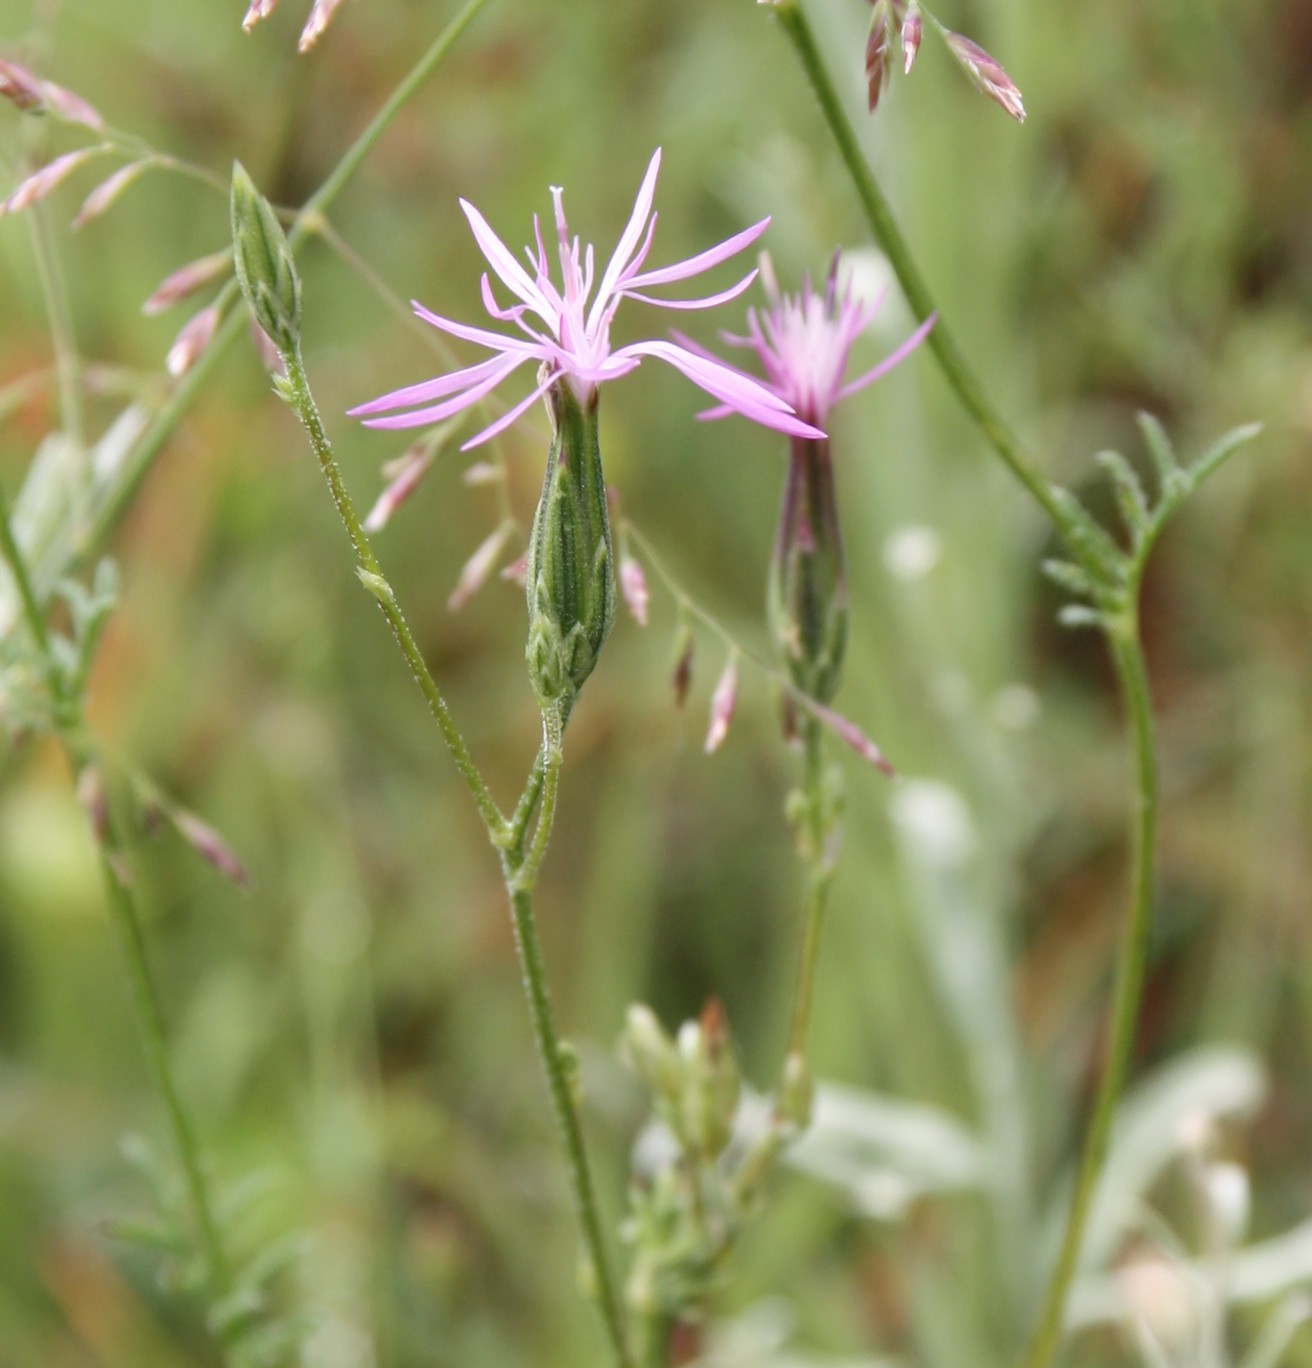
(280, 342), (506, 837)
(1019, 623), (1157, 1368)
(92, 803), (233, 1302)
(782, 717), (838, 1065)
(279, 349), (630, 1364)
(500, 715), (632, 1367)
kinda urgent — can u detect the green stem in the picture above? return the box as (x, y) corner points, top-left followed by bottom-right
(1019, 623), (1157, 1368)
(782, 718), (838, 1064)
(769, 2), (1081, 550)
(771, 15), (1166, 1365)
(1, 493), (234, 1334)
(25, 196), (85, 453)
(505, 878), (633, 1368)
(293, 0), (494, 237)
(281, 342), (506, 838)
(0, 477), (57, 675)
(92, 804), (233, 1301)
(279, 346), (629, 1362)
(78, 0), (495, 569)
(498, 716), (632, 1367)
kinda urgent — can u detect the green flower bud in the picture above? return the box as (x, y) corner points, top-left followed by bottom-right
(229, 160), (302, 355)
(776, 1049), (814, 1133)
(768, 435), (847, 703)
(621, 1004), (682, 1106)
(524, 378), (616, 720)
(676, 1001), (741, 1160)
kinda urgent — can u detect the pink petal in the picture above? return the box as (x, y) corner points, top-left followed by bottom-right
(461, 368), (558, 450)
(587, 147), (662, 333)
(348, 352), (520, 416)
(834, 312), (936, 402)
(412, 300), (541, 354)
(360, 353), (532, 430)
(460, 198), (555, 319)
(622, 268), (758, 313)
(620, 339), (825, 439)
(622, 216), (770, 292)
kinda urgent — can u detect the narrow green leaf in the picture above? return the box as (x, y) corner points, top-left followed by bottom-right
(1136, 413), (1180, 496)
(1049, 486), (1126, 585)
(1189, 421), (1263, 489)
(1094, 450), (1150, 545)
(1057, 604), (1104, 630)
(1040, 558), (1097, 600)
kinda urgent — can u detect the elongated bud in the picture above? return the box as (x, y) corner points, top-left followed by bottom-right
(944, 31), (1026, 123)
(523, 378), (616, 720)
(865, 1), (893, 112)
(776, 1051), (814, 1131)
(619, 554), (649, 627)
(143, 250), (232, 315)
(805, 697), (895, 776)
(299, 0), (344, 52)
(0, 60), (103, 130)
(171, 808), (251, 889)
(901, 2), (922, 73)
(42, 80), (104, 132)
(74, 161), (148, 229)
(229, 161), (302, 355)
(1, 148), (99, 217)
(165, 304), (220, 377)
(621, 1003), (681, 1103)
(769, 436), (847, 704)
(688, 998), (740, 1158)
(704, 653), (739, 754)
(363, 443), (435, 533)
(0, 59), (44, 111)
(76, 765), (109, 846)
(242, 0), (277, 31)
(671, 624), (694, 708)
(448, 520), (513, 612)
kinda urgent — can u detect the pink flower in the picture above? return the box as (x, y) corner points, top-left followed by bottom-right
(349, 149), (823, 449)
(708, 252), (935, 428)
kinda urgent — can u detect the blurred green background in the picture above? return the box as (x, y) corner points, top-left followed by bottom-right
(1, 0), (1310, 1364)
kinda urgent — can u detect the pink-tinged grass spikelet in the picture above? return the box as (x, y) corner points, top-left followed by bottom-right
(1, 147), (104, 217)
(448, 521), (514, 612)
(619, 555), (649, 627)
(165, 305), (221, 378)
(901, 3), (922, 73)
(944, 31), (1026, 123)
(74, 161), (149, 229)
(704, 654), (739, 753)
(363, 444), (437, 533)
(242, 0), (278, 32)
(299, 0), (345, 52)
(143, 251), (233, 315)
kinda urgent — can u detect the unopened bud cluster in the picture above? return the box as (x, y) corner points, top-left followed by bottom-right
(620, 1002), (746, 1329)
(230, 161), (302, 356)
